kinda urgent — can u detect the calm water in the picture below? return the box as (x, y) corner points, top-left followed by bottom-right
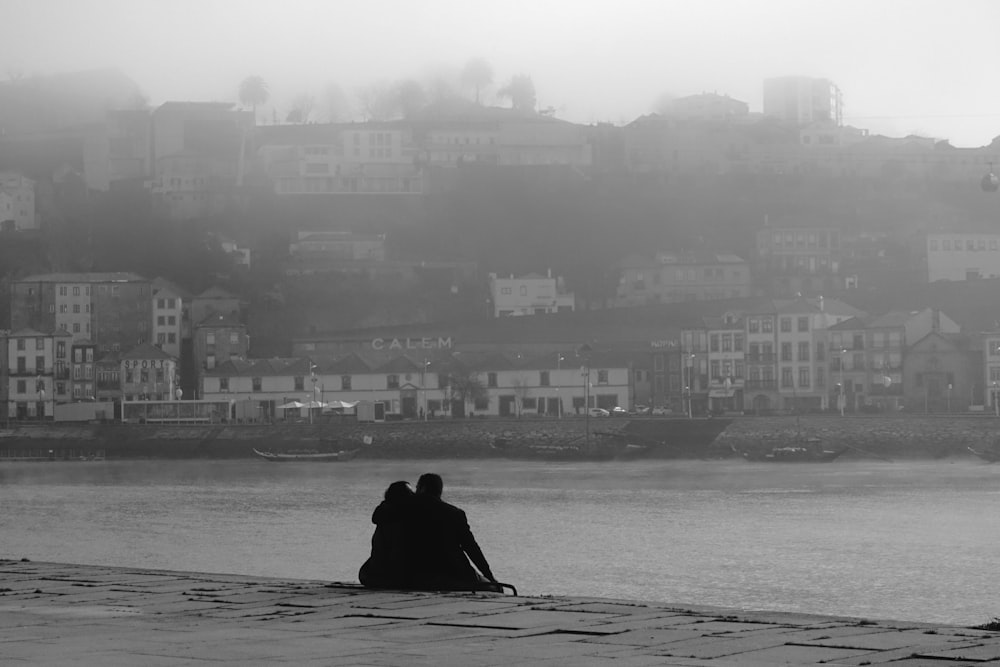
(1, 458), (999, 625)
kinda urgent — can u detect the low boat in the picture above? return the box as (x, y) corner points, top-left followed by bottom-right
(967, 446), (1000, 463)
(740, 442), (848, 463)
(252, 448), (359, 462)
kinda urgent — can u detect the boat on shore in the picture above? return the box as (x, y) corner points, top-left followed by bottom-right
(739, 441), (848, 463)
(252, 447), (359, 462)
(967, 446), (1000, 463)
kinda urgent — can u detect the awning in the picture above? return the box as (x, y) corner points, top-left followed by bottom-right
(708, 389), (736, 398)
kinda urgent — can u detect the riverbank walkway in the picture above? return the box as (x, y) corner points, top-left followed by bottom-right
(3, 561), (1000, 665)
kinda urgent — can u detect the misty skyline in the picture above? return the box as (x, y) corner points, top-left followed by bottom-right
(5, 0), (1000, 146)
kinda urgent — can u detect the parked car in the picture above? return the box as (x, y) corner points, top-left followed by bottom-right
(588, 407), (610, 417)
(651, 406), (673, 416)
(630, 405), (651, 415)
(611, 406), (629, 417)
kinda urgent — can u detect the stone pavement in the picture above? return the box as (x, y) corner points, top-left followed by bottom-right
(3, 561), (1000, 666)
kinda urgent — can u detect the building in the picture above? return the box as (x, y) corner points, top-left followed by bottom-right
(10, 273), (152, 351)
(763, 76), (843, 126)
(148, 102), (252, 219)
(96, 352), (122, 403)
(70, 338), (98, 402)
(120, 343), (178, 401)
(82, 109), (152, 191)
(289, 231), (386, 261)
(0, 172), (37, 230)
(200, 349), (632, 420)
(615, 252), (752, 306)
(665, 93), (749, 121)
(5, 329), (55, 420)
(904, 332), (978, 413)
(194, 311), (249, 376)
(151, 278), (187, 359)
(489, 271), (575, 317)
(755, 224), (842, 296)
(922, 232), (1000, 282)
(190, 286), (241, 329)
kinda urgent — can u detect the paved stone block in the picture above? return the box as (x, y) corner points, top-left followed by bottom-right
(710, 643), (876, 663)
(920, 642), (1000, 661)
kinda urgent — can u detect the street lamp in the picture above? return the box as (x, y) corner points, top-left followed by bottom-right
(685, 353), (695, 418)
(556, 353), (566, 418)
(993, 382), (999, 417)
(839, 348), (847, 416)
(309, 362), (318, 425)
(421, 359), (430, 421)
(947, 383), (953, 413)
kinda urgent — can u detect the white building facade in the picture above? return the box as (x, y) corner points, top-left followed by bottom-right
(0, 172), (36, 230)
(924, 232), (1000, 281)
(489, 271), (575, 317)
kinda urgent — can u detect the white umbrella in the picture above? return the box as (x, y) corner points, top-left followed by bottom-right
(277, 400), (304, 409)
(326, 400), (359, 410)
(302, 400), (328, 409)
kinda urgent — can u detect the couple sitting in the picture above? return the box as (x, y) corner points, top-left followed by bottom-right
(359, 472), (500, 592)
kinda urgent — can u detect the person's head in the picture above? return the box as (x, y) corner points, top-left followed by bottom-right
(415, 472), (443, 498)
(384, 480), (413, 503)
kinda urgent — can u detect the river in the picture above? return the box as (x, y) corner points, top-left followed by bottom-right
(1, 458), (998, 626)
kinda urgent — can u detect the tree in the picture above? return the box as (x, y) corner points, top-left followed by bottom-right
(287, 93), (315, 124)
(497, 74), (536, 113)
(460, 58), (493, 104)
(238, 76), (269, 118)
(322, 83), (352, 122)
(446, 369), (489, 416)
(511, 374), (531, 417)
(356, 82), (398, 121)
(393, 79), (427, 118)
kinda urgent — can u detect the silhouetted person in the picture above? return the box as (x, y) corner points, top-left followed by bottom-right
(410, 472), (498, 591)
(359, 481), (414, 588)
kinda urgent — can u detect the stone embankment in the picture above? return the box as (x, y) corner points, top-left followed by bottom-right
(4, 560), (1000, 665)
(0, 414), (996, 459)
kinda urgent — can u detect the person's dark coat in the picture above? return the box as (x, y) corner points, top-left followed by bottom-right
(358, 495), (413, 588)
(408, 493), (494, 588)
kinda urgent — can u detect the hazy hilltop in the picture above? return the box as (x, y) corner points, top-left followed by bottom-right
(0, 68), (144, 135)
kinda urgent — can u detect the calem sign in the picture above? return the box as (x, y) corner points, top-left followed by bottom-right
(371, 336), (453, 351)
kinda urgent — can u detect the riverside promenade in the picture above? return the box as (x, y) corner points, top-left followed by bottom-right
(3, 561), (1000, 666)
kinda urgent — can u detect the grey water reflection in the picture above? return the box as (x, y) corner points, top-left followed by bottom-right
(2, 459), (999, 625)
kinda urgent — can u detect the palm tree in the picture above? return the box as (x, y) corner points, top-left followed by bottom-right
(238, 76), (269, 119)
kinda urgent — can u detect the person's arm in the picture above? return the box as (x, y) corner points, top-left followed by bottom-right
(455, 510), (495, 581)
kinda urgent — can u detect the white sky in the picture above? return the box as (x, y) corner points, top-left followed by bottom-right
(5, 0), (1000, 146)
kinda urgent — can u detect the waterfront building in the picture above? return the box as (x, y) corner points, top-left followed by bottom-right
(70, 338), (98, 402)
(489, 271), (575, 317)
(289, 231), (386, 262)
(96, 352), (122, 403)
(615, 252), (752, 307)
(151, 278), (188, 360)
(754, 224), (842, 297)
(5, 328), (56, 420)
(193, 311), (249, 377)
(120, 343), (178, 402)
(10, 272), (152, 351)
(82, 109), (152, 192)
(903, 332), (978, 413)
(200, 350), (631, 420)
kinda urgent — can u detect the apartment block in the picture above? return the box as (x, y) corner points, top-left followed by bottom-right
(489, 271), (575, 317)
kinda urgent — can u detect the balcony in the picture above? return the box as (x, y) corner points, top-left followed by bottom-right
(745, 379), (778, 390)
(745, 354), (776, 364)
(830, 343), (865, 351)
(9, 367), (53, 377)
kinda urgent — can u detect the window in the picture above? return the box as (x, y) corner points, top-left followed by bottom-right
(167, 316), (176, 326)
(487, 372), (497, 387)
(230, 333), (239, 344)
(157, 333), (166, 345)
(59, 286), (67, 296)
(748, 318), (759, 333)
(341, 375), (351, 390)
(387, 374), (399, 389)
(780, 317), (792, 332)
(797, 317), (808, 332)
(816, 342), (825, 361)
(781, 367), (794, 388)
(734, 334), (744, 352)
(294, 376), (304, 391)
(157, 316), (166, 326)
(798, 342), (810, 361)
(540, 371), (550, 386)
(155, 368), (164, 383)
(710, 360), (720, 379)
(474, 397), (489, 411)
(73, 323), (80, 333)
(206, 354), (215, 369)
(167, 333), (176, 344)
(35, 355), (44, 372)
(722, 334), (732, 352)
(798, 367), (810, 387)
(57, 342), (66, 358)
(761, 318), (773, 333)
(16, 380), (26, 394)
(206, 333), (215, 345)
(72, 286), (80, 296)
(252, 377), (262, 392)
(710, 334), (719, 352)
(500, 287), (511, 295)
(816, 366), (825, 387)
(219, 378), (229, 391)
(597, 369), (609, 384)
(125, 368), (134, 383)
(140, 368), (149, 383)
(157, 298), (166, 309)
(16, 339), (24, 351)
(35, 338), (44, 350)
(781, 342), (792, 361)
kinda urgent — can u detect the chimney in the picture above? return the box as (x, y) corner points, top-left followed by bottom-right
(818, 295), (824, 311)
(547, 267), (552, 278)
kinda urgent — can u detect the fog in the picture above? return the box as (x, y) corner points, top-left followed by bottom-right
(5, 0), (1000, 145)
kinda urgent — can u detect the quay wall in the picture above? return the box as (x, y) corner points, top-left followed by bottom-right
(0, 414), (996, 459)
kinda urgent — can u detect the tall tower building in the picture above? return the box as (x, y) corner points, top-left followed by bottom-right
(763, 76), (843, 126)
